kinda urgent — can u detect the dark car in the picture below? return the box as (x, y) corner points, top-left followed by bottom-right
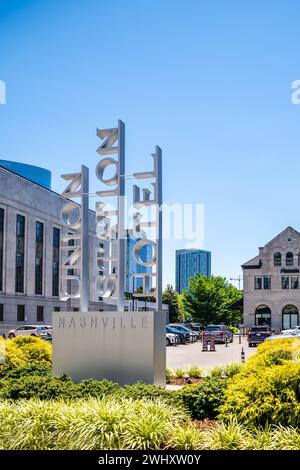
(166, 325), (189, 344)
(203, 325), (233, 344)
(248, 326), (272, 346)
(170, 324), (199, 342)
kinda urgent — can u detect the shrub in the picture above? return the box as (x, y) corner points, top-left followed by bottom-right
(186, 364), (203, 379)
(175, 368), (185, 379)
(166, 367), (173, 383)
(169, 424), (206, 450)
(0, 374), (79, 400)
(0, 397), (188, 450)
(228, 326), (239, 334)
(210, 362), (243, 379)
(1, 336), (52, 373)
(122, 382), (182, 408)
(218, 360), (300, 427)
(177, 376), (227, 419)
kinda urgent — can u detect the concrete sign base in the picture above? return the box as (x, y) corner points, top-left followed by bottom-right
(52, 310), (166, 387)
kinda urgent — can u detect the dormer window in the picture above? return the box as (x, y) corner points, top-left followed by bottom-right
(274, 252), (281, 266)
(286, 252), (294, 266)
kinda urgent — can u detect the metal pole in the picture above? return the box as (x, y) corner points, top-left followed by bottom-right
(241, 347), (245, 363)
(80, 165), (89, 312)
(155, 146), (162, 311)
(117, 120), (125, 312)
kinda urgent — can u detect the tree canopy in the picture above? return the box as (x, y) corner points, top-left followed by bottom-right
(181, 274), (242, 325)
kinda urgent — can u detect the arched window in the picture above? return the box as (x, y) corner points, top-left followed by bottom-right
(282, 305), (299, 330)
(274, 252), (281, 266)
(286, 252), (294, 266)
(255, 305), (271, 326)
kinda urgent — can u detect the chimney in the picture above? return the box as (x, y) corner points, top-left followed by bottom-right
(259, 247), (263, 254)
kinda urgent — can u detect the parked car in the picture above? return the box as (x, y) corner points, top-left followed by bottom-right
(265, 332), (300, 341)
(203, 325), (233, 344)
(166, 332), (180, 346)
(7, 325), (50, 339)
(42, 335), (52, 343)
(280, 326), (300, 335)
(170, 324), (199, 342)
(166, 325), (189, 344)
(247, 325), (272, 346)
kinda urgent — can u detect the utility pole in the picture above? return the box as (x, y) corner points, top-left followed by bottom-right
(230, 276), (242, 290)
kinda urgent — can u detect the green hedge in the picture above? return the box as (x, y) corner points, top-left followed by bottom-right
(218, 339), (300, 427)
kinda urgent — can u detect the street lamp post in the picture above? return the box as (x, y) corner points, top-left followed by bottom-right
(230, 276), (242, 290)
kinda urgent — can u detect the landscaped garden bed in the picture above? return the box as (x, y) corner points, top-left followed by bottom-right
(0, 336), (300, 450)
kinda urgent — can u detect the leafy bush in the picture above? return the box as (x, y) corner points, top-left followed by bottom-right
(177, 376), (227, 419)
(166, 367), (173, 383)
(219, 361), (300, 427)
(218, 340), (300, 427)
(1, 336), (52, 373)
(186, 364), (203, 379)
(228, 326), (239, 334)
(0, 397), (188, 450)
(210, 362), (243, 379)
(175, 368), (185, 379)
(1, 397), (299, 450)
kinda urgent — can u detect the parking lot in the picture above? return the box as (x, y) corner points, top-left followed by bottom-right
(167, 335), (256, 371)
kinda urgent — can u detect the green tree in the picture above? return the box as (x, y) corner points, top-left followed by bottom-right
(162, 285), (180, 322)
(181, 274), (242, 325)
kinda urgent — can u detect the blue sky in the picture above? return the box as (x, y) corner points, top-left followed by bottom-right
(1, 0), (300, 289)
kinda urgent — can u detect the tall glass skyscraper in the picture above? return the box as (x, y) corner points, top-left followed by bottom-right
(175, 249), (211, 293)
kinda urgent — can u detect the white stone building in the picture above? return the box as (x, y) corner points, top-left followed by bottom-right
(0, 165), (103, 326)
(242, 226), (300, 332)
(0, 165), (167, 328)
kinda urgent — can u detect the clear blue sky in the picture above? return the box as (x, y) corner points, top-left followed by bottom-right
(1, 0), (300, 289)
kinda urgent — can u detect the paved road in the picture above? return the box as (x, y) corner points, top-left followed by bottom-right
(167, 335), (256, 371)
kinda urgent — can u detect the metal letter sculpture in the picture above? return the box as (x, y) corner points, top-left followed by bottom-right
(59, 120), (162, 312)
(59, 165), (89, 312)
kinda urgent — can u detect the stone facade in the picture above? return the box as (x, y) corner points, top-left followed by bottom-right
(242, 226), (300, 332)
(0, 166), (104, 326)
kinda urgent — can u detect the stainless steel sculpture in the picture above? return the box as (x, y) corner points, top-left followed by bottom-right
(55, 120), (165, 386)
(132, 146), (162, 310)
(95, 120), (125, 311)
(59, 165), (89, 312)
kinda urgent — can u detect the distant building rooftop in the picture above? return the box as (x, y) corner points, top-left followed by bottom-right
(0, 160), (51, 190)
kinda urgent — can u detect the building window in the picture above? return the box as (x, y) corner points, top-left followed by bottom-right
(15, 215), (25, 293)
(254, 276), (262, 289)
(17, 305), (25, 322)
(0, 208), (4, 292)
(73, 308), (79, 312)
(286, 252), (294, 266)
(274, 252), (281, 266)
(54, 307), (60, 312)
(37, 306), (44, 322)
(255, 305), (271, 326)
(282, 305), (299, 330)
(291, 276), (299, 289)
(263, 276), (271, 289)
(0, 304), (3, 322)
(298, 253), (300, 266)
(52, 228), (60, 296)
(282, 276), (289, 289)
(35, 222), (44, 295)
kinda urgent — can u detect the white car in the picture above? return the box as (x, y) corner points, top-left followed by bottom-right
(166, 332), (179, 346)
(280, 326), (300, 335)
(265, 332), (300, 341)
(7, 325), (50, 339)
